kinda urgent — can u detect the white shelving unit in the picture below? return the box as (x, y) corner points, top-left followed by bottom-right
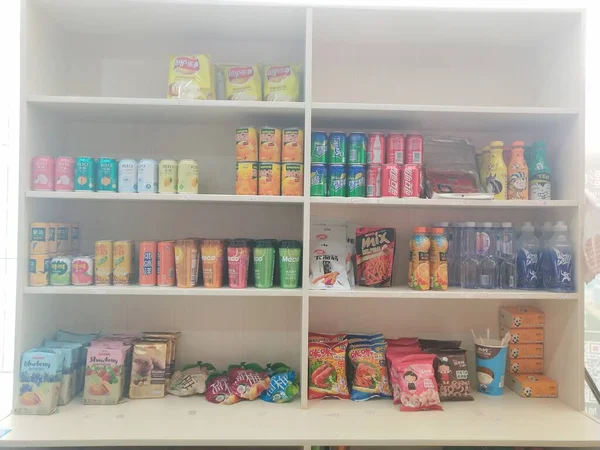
(2, 1), (597, 447)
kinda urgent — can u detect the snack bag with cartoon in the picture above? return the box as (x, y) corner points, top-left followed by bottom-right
(15, 348), (64, 415)
(260, 363), (299, 403)
(205, 372), (239, 405)
(348, 340), (392, 401)
(228, 363), (270, 400)
(308, 339), (350, 399)
(263, 64), (301, 102)
(222, 65), (262, 100)
(168, 54), (216, 100)
(391, 353), (442, 411)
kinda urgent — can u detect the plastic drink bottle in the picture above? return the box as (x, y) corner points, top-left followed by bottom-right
(486, 141), (508, 200)
(516, 222), (540, 289)
(479, 146), (491, 189)
(529, 141), (551, 200)
(460, 222), (478, 289)
(542, 221), (574, 292)
(498, 222), (516, 289)
(508, 141), (529, 200)
(477, 222), (498, 289)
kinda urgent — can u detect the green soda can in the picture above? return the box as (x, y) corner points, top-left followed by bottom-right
(311, 131), (328, 163)
(278, 240), (302, 289)
(253, 239), (276, 288)
(310, 163), (327, 197)
(348, 132), (367, 164)
(347, 164), (366, 197)
(96, 157), (118, 192)
(74, 157), (96, 191)
(328, 131), (347, 164)
(327, 164), (347, 197)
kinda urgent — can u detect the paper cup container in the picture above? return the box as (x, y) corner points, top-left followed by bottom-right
(475, 339), (508, 396)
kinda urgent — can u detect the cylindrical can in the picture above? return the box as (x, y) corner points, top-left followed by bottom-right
(30, 222), (51, 254)
(113, 240), (134, 285)
(253, 239), (276, 288)
(138, 241), (157, 286)
(95, 240), (113, 285)
(96, 157), (118, 192)
(281, 162), (303, 196)
(235, 126), (258, 162)
(401, 164), (422, 198)
(328, 132), (347, 164)
(71, 224), (80, 251)
(348, 132), (367, 164)
(200, 239), (224, 288)
(174, 239), (199, 288)
(158, 159), (178, 194)
(258, 162), (281, 196)
(54, 156), (75, 191)
(157, 240), (176, 287)
(406, 134), (424, 165)
(259, 127), (282, 162)
(47, 223), (58, 254)
(137, 158), (159, 193)
(387, 133), (405, 165)
(366, 165), (382, 198)
(381, 164), (401, 197)
(32, 156), (55, 191)
(282, 128), (304, 163)
(367, 133), (385, 164)
(117, 159), (138, 193)
(50, 255), (72, 286)
(29, 253), (51, 287)
(56, 223), (71, 253)
(327, 164), (347, 197)
(227, 239), (250, 289)
(236, 162), (258, 195)
(347, 164), (366, 197)
(278, 240), (301, 289)
(74, 157), (96, 191)
(177, 159), (199, 194)
(311, 131), (328, 164)
(310, 164), (327, 197)
(72, 256), (94, 286)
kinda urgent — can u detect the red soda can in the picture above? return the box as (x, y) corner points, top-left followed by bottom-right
(366, 165), (382, 198)
(406, 134), (423, 165)
(138, 241), (157, 286)
(381, 164), (400, 197)
(386, 133), (405, 165)
(367, 133), (385, 164)
(54, 156), (75, 191)
(401, 164), (422, 198)
(157, 240), (176, 287)
(32, 156), (55, 191)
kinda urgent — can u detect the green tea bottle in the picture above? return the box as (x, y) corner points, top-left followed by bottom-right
(529, 141), (551, 200)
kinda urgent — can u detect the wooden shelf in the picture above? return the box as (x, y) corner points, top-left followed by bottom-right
(24, 286), (302, 297)
(310, 197), (578, 208)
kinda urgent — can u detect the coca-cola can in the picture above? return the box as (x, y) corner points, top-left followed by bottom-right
(381, 164), (400, 197)
(366, 165), (382, 198)
(400, 164), (422, 198)
(367, 133), (385, 164)
(386, 133), (405, 165)
(406, 134), (423, 165)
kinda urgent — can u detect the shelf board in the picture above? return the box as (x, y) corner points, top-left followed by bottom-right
(24, 286), (302, 297)
(310, 197), (578, 208)
(1, 393), (599, 447)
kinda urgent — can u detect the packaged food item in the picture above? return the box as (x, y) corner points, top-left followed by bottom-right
(500, 306), (545, 328)
(118, 159), (138, 193)
(71, 224), (80, 251)
(509, 343), (544, 359)
(158, 159), (178, 194)
(310, 163), (327, 196)
(309, 332), (346, 343)
(409, 227), (430, 290)
(390, 353), (442, 411)
(281, 162), (303, 196)
(381, 163), (400, 197)
(282, 128), (304, 162)
(175, 239), (199, 288)
(222, 64), (262, 100)
(279, 240), (301, 288)
(356, 227), (396, 287)
(258, 162), (281, 195)
(113, 240), (134, 285)
(96, 157), (118, 192)
(424, 168), (483, 197)
(261, 363), (299, 403)
(236, 162), (258, 195)
(387, 133), (405, 164)
(501, 326), (544, 344)
(138, 158), (159, 193)
(308, 339), (350, 399)
(310, 224), (350, 289)
(177, 159), (199, 194)
(95, 240), (113, 285)
(139, 241), (157, 286)
(347, 164), (366, 197)
(259, 127), (282, 162)
(56, 329), (101, 344)
(253, 239), (276, 288)
(263, 64), (301, 102)
(30, 222), (52, 254)
(141, 331), (181, 381)
(83, 344), (130, 405)
(72, 256), (94, 286)
(42, 341), (83, 403)
(15, 348), (64, 415)
(507, 374), (558, 398)
(56, 223), (71, 253)
(74, 157), (96, 191)
(157, 241), (176, 287)
(54, 156), (75, 191)
(366, 164), (382, 198)
(420, 340), (473, 401)
(507, 358), (544, 374)
(167, 362), (216, 396)
(429, 227), (448, 291)
(50, 255), (72, 286)
(200, 239), (225, 288)
(129, 341), (168, 399)
(29, 253), (51, 287)
(236, 127), (258, 162)
(311, 131), (328, 164)
(227, 239), (251, 289)
(228, 363), (270, 400)
(205, 372), (239, 405)
(32, 156), (55, 191)
(346, 224), (356, 287)
(347, 339), (392, 401)
(168, 54), (216, 100)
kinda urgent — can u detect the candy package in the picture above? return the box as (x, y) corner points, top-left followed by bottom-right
(308, 339), (350, 399)
(167, 362), (216, 397)
(420, 340), (473, 402)
(205, 372), (239, 405)
(228, 363), (270, 401)
(260, 363), (299, 403)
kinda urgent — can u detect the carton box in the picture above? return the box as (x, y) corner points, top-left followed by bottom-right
(500, 326), (544, 344)
(507, 358), (544, 374)
(500, 306), (545, 328)
(507, 374), (558, 398)
(508, 343), (544, 359)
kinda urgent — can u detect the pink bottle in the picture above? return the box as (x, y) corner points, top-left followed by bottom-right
(227, 240), (250, 289)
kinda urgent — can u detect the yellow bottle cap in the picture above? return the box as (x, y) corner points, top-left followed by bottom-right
(490, 140), (504, 148)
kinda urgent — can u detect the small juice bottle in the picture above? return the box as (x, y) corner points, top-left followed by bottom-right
(486, 141), (508, 200)
(508, 141), (529, 200)
(429, 228), (448, 291)
(409, 227), (430, 290)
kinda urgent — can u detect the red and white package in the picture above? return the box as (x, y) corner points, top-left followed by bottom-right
(389, 353), (442, 411)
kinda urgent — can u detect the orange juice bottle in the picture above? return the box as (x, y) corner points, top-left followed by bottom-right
(409, 227), (430, 290)
(508, 141), (529, 200)
(429, 228), (448, 291)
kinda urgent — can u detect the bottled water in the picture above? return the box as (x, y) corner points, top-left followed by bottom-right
(542, 221), (574, 292)
(516, 222), (540, 289)
(493, 222), (502, 258)
(477, 222), (498, 289)
(537, 221), (554, 288)
(451, 223), (465, 287)
(498, 222), (516, 289)
(460, 222), (478, 289)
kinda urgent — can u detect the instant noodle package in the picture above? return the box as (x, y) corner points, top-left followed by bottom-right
(346, 334), (392, 401)
(308, 333), (350, 399)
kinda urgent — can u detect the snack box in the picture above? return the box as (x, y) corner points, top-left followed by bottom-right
(500, 326), (544, 344)
(508, 343), (544, 359)
(507, 374), (558, 398)
(500, 306), (545, 328)
(507, 358), (544, 374)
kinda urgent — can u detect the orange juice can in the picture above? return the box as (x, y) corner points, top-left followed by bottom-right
(157, 241), (176, 287)
(281, 163), (303, 196)
(236, 162), (258, 195)
(282, 128), (304, 162)
(139, 241), (157, 286)
(259, 127), (282, 162)
(258, 162), (281, 196)
(236, 127), (258, 162)
(200, 239), (225, 288)
(175, 239), (199, 288)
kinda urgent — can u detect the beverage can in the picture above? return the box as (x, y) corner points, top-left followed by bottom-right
(367, 133), (385, 164)
(236, 162), (258, 195)
(259, 127), (282, 162)
(29, 253), (51, 287)
(347, 164), (366, 197)
(95, 240), (114, 285)
(113, 240), (134, 285)
(72, 256), (94, 286)
(279, 240), (301, 289)
(327, 164), (347, 197)
(138, 158), (159, 193)
(74, 157), (96, 191)
(56, 223), (71, 253)
(71, 224), (80, 251)
(158, 159), (178, 194)
(30, 222), (51, 254)
(381, 164), (400, 197)
(236, 127), (258, 162)
(174, 239), (199, 288)
(258, 162), (281, 195)
(32, 156), (55, 191)
(311, 131), (328, 164)
(429, 228), (448, 291)
(253, 239), (276, 288)
(366, 165), (382, 198)
(47, 223), (58, 254)
(348, 132), (367, 164)
(157, 240), (176, 287)
(328, 132), (347, 164)
(387, 133), (405, 165)
(401, 164), (422, 198)
(282, 128), (304, 163)
(281, 163), (303, 196)
(54, 157), (75, 191)
(177, 159), (199, 194)
(96, 157), (118, 192)
(117, 159), (138, 193)
(310, 164), (327, 197)
(50, 255), (72, 286)
(200, 239), (225, 288)
(139, 241), (157, 286)
(227, 239), (250, 289)
(406, 134), (423, 165)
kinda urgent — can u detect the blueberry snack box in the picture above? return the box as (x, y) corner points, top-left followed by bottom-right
(15, 348), (64, 415)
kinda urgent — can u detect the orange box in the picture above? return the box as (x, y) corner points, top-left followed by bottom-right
(500, 326), (544, 344)
(235, 162), (258, 195)
(282, 128), (304, 162)
(500, 306), (545, 328)
(259, 127), (282, 162)
(507, 374), (558, 398)
(509, 343), (543, 359)
(258, 162), (281, 196)
(235, 127), (258, 162)
(507, 358), (543, 374)
(281, 163), (303, 196)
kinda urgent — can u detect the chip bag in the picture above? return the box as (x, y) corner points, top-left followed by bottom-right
(221, 64), (262, 101)
(308, 332), (347, 343)
(391, 353), (442, 411)
(205, 372), (239, 405)
(263, 64), (301, 102)
(260, 363), (299, 403)
(228, 363), (270, 401)
(167, 362), (216, 397)
(348, 340), (392, 401)
(168, 54), (216, 100)
(308, 339), (350, 399)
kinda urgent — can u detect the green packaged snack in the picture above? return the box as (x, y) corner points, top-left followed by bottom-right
(261, 362), (299, 403)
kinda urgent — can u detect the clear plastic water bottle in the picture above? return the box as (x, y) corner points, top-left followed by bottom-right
(542, 221), (574, 292)
(516, 221), (540, 289)
(493, 222), (502, 258)
(460, 222), (478, 289)
(477, 222), (498, 289)
(451, 223), (465, 287)
(498, 222), (516, 289)
(537, 221), (554, 288)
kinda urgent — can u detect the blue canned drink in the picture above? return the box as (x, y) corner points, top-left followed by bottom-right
(327, 164), (347, 197)
(96, 158), (118, 192)
(118, 159), (138, 193)
(310, 163), (327, 197)
(348, 132), (367, 164)
(347, 164), (366, 197)
(328, 132), (347, 164)
(137, 158), (158, 193)
(311, 131), (328, 164)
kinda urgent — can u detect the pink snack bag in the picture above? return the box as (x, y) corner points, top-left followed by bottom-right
(391, 353), (442, 411)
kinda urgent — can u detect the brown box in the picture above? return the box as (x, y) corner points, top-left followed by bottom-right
(509, 343), (544, 359)
(507, 374), (558, 398)
(500, 306), (545, 328)
(507, 358), (544, 374)
(129, 341), (168, 399)
(500, 326), (544, 344)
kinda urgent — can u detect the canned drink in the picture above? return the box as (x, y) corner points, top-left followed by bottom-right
(236, 162), (258, 195)
(71, 224), (80, 251)
(347, 164), (366, 197)
(118, 159), (138, 193)
(159, 159), (178, 194)
(328, 132), (347, 164)
(368, 133), (386, 164)
(348, 132), (367, 164)
(310, 163), (327, 197)
(74, 157), (96, 191)
(138, 158), (159, 193)
(366, 165), (382, 198)
(311, 131), (328, 164)
(406, 134), (424, 165)
(258, 162), (281, 195)
(54, 157), (75, 191)
(177, 159), (199, 194)
(29, 253), (51, 287)
(236, 127), (258, 162)
(281, 163), (303, 196)
(328, 164), (347, 197)
(47, 223), (58, 254)
(387, 133), (405, 165)
(50, 255), (72, 286)
(72, 256), (94, 286)
(113, 240), (134, 285)
(282, 128), (304, 163)
(30, 222), (51, 254)
(56, 223), (71, 253)
(157, 241), (176, 287)
(96, 157), (118, 192)
(401, 164), (422, 198)
(95, 240), (113, 285)
(259, 127), (282, 162)
(32, 156), (55, 191)
(139, 241), (158, 286)
(381, 164), (401, 197)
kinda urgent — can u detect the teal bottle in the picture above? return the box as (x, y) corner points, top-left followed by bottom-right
(529, 141), (551, 200)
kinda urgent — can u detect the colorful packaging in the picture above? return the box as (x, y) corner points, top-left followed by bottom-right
(138, 158), (159, 193)
(95, 240), (113, 285)
(501, 326), (544, 344)
(348, 340), (392, 401)
(205, 372), (239, 405)
(509, 343), (544, 359)
(167, 362), (216, 396)
(117, 159), (138, 193)
(308, 339), (350, 399)
(200, 239), (225, 288)
(15, 348), (64, 415)
(258, 162), (281, 195)
(310, 224), (350, 290)
(367, 133), (384, 164)
(158, 159), (178, 194)
(56, 223), (71, 253)
(409, 227), (430, 290)
(355, 227), (396, 287)
(96, 157), (118, 192)
(236, 127), (258, 162)
(54, 156), (75, 191)
(475, 340), (508, 396)
(72, 256), (94, 286)
(168, 54), (216, 100)
(429, 227), (448, 291)
(263, 64), (301, 102)
(281, 162), (303, 196)
(347, 164), (366, 197)
(259, 127), (282, 162)
(174, 239), (199, 288)
(406, 134), (424, 165)
(260, 363), (299, 403)
(420, 341), (473, 402)
(279, 240), (302, 289)
(227, 239), (251, 289)
(83, 344), (129, 405)
(141, 331), (181, 381)
(327, 164), (346, 197)
(387, 133), (405, 164)
(50, 256), (72, 286)
(309, 332), (347, 343)
(310, 163), (327, 197)
(348, 132), (367, 164)
(42, 341), (83, 402)
(228, 363), (270, 401)
(113, 240), (134, 285)
(129, 341), (168, 399)
(253, 239), (276, 288)
(236, 162), (258, 195)
(366, 164), (382, 198)
(30, 222), (52, 254)
(29, 253), (51, 287)
(390, 353), (442, 411)
(282, 128), (304, 162)
(222, 64), (262, 100)
(507, 374), (558, 398)
(400, 164), (422, 198)
(138, 241), (157, 286)
(177, 159), (199, 194)
(508, 358), (544, 374)
(157, 240), (176, 287)
(311, 131), (328, 164)
(381, 164), (400, 197)
(32, 156), (55, 191)
(74, 157), (96, 191)
(500, 306), (545, 328)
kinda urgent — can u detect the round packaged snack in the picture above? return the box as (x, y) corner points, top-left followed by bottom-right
(167, 362), (215, 397)
(260, 363), (299, 403)
(228, 363), (270, 401)
(205, 372), (239, 405)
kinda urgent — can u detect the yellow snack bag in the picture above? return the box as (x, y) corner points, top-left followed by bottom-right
(222, 65), (262, 101)
(168, 54), (216, 100)
(263, 64), (301, 102)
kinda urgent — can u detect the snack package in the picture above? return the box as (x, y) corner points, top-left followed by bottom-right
(263, 64), (301, 102)
(260, 363), (299, 403)
(167, 362), (216, 396)
(308, 339), (350, 399)
(391, 353), (442, 411)
(347, 339), (392, 401)
(83, 344), (130, 405)
(356, 227), (396, 287)
(310, 224), (350, 290)
(15, 349), (64, 415)
(308, 332), (347, 343)
(55, 329), (101, 344)
(346, 225), (356, 287)
(42, 340), (83, 400)
(129, 341), (168, 399)
(168, 54), (216, 100)
(221, 64), (262, 100)
(142, 331), (181, 381)
(228, 363), (270, 401)
(205, 372), (239, 405)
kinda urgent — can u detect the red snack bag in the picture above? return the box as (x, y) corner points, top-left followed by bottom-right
(355, 227), (396, 287)
(228, 363), (270, 401)
(308, 339), (350, 400)
(205, 372), (239, 405)
(308, 332), (346, 343)
(391, 353), (442, 411)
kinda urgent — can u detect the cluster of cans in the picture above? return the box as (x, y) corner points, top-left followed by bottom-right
(310, 131), (423, 198)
